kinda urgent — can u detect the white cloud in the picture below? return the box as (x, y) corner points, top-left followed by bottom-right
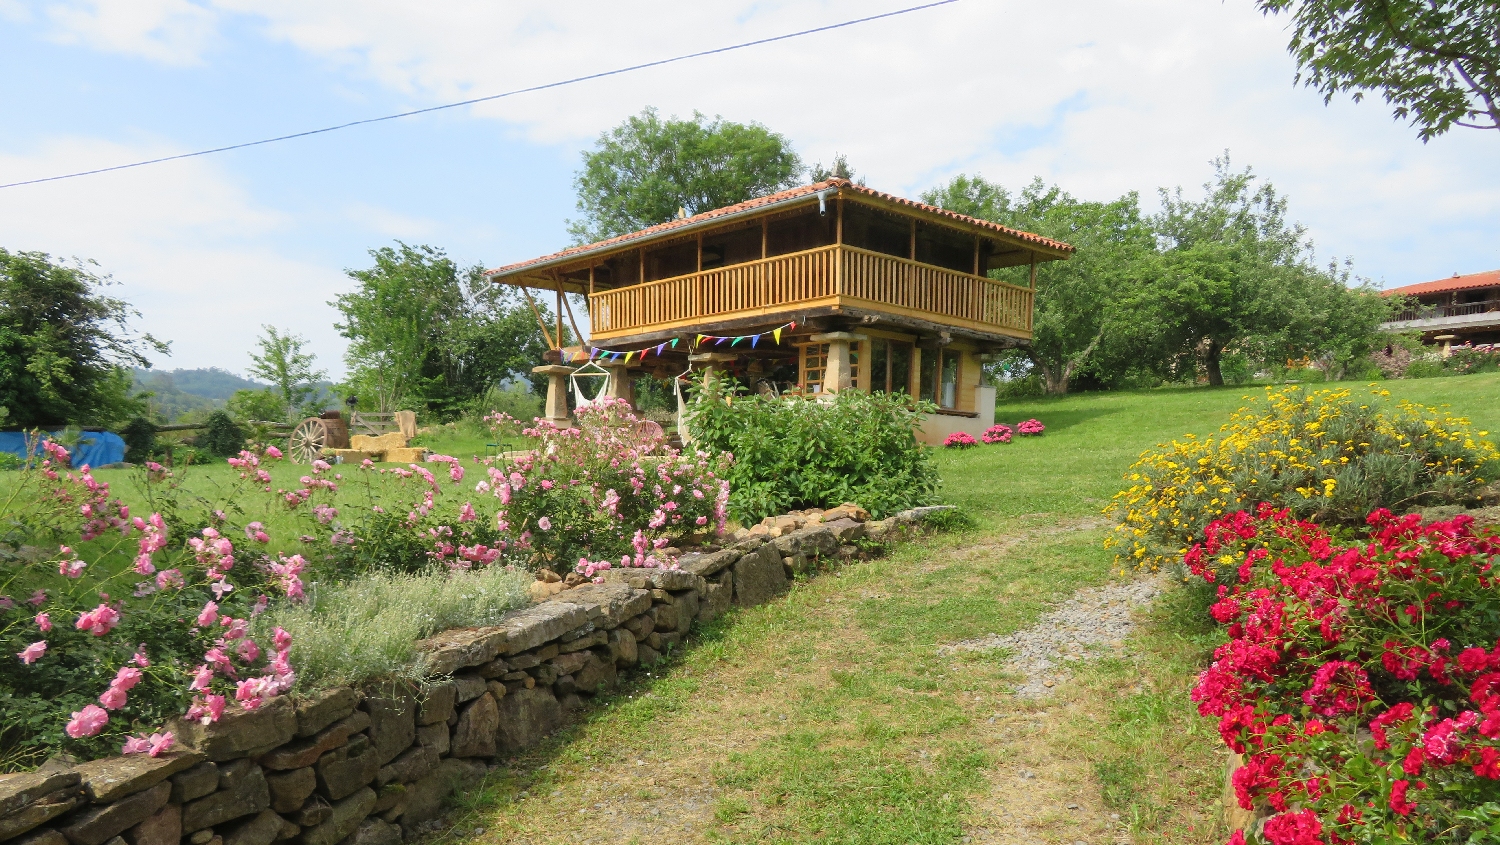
(0, 138), (353, 376)
(38, 0), (220, 65)
(196, 0), (1500, 284)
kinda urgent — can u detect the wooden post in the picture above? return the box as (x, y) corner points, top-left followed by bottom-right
(696, 232), (703, 272)
(836, 197), (844, 245)
(972, 236), (980, 276)
(761, 217), (768, 259)
(561, 289), (585, 348)
(639, 249), (646, 285)
(588, 264), (595, 297)
(519, 284), (556, 349)
(1029, 253), (1037, 289)
(909, 219), (917, 261)
(553, 271), (566, 346)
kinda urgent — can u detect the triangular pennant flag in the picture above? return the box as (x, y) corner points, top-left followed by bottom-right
(715, 336), (727, 345)
(695, 334), (706, 347)
(752, 334), (760, 348)
(731, 336), (744, 347)
(789, 321), (797, 331)
(656, 342), (666, 356)
(773, 327), (782, 344)
(670, 338), (680, 348)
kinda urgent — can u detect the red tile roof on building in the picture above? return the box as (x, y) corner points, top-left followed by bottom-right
(1383, 269), (1500, 297)
(486, 178), (1074, 278)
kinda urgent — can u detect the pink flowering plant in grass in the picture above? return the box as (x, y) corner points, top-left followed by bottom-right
(981, 424), (1013, 444)
(943, 432), (978, 449)
(1186, 505), (1500, 844)
(1, 441), (298, 769)
(1016, 418), (1045, 436)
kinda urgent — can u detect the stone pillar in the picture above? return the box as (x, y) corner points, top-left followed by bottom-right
(688, 353), (739, 394)
(810, 332), (869, 394)
(531, 365), (575, 428)
(601, 363), (635, 407)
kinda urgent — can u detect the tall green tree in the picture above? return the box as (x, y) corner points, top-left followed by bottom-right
(0, 249), (165, 428)
(1256, 0), (1499, 139)
(1136, 157), (1388, 385)
(923, 176), (1157, 394)
(247, 326), (326, 420)
(333, 243), (553, 415)
(569, 108), (804, 242)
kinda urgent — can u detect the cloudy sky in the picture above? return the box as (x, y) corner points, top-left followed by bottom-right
(2, 0), (1497, 378)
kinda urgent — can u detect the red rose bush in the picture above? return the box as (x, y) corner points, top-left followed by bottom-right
(1188, 504), (1500, 843)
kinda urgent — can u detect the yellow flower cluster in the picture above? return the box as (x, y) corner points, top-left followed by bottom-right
(1105, 385), (1498, 572)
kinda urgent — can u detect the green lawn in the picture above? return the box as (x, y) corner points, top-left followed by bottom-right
(429, 372), (1500, 845)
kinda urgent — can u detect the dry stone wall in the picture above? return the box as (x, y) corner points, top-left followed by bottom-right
(0, 506), (937, 845)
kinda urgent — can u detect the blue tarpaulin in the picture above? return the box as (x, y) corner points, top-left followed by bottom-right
(0, 431), (127, 468)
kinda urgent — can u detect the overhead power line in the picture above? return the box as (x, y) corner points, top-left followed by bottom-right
(1, 0), (958, 191)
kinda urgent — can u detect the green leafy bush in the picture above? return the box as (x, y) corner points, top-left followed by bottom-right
(200, 412), (244, 457)
(687, 378), (940, 523)
(1405, 358), (1444, 378)
(119, 417), (156, 464)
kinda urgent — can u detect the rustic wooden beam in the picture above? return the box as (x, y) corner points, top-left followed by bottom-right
(561, 289), (586, 348)
(588, 264), (595, 297)
(554, 271), (566, 347)
(836, 196), (844, 245)
(909, 219), (917, 261)
(972, 236), (980, 276)
(761, 217), (768, 259)
(1029, 253), (1037, 289)
(518, 285), (556, 349)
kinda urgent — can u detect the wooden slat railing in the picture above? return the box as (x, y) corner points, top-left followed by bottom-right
(588, 244), (1032, 337)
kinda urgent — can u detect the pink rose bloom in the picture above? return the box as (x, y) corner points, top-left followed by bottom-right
(113, 666), (143, 690)
(458, 503), (476, 523)
(236, 640), (261, 663)
(147, 732), (175, 756)
(188, 664), (214, 692)
(98, 686), (128, 711)
(121, 735), (152, 755)
(131, 647), (150, 668)
(65, 704), (109, 738)
(36, 612), (51, 632)
(273, 627), (292, 652)
(537, 517), (552, 531)
(155, 569), (185, 590)
(133, 554), (156, 575)
(449, 464), (464, 483)
(540, 479), (554, 490)
(197, 601), (219, 628)
(264, 446), (283, 459)
(59, 558), (87, 578)
(29, 590), (47, 606)
(204, 647), (233, 674)
(17, 641), (47, 664)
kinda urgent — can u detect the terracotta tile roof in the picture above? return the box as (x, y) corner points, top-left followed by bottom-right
(487, 178), (1074, 278)
(1383, 269), (1500, 297)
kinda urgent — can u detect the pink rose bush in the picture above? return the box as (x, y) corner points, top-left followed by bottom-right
(943, 432), (978, 449)
(1187, 504), (1500, 843)
(2, 440), (298, 764)
(1017, 418), (1045, 436)
(981, 424), (1013, 444)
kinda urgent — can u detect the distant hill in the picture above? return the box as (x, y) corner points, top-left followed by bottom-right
(134, 367), (265, 400)
(132, 368), (268, 422)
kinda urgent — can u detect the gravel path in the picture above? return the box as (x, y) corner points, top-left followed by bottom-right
(939, 574), (1170, 697)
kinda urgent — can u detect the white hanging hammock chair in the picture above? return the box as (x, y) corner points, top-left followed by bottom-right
(674, 364), (695, 445)
(570, 359), (612, 409)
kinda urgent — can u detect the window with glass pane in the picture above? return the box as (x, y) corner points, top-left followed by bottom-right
(940, 351), (960, 408)
(890, 342), (912, 394)
(919, 350), (936, 402)
(869, 340), (888, 393)
(801, 344), (829, 394)
(850, 341), (862, 391)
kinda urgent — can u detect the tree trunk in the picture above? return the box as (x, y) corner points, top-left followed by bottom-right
(1204, 339), (1224, 387)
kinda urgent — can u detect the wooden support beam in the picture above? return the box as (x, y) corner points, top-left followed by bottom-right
(519, 285), (556, 349)
(638, 249), (646, 285)
(761, 217), (768, 259)
(972, 236), (980, 276)
(1029, 253), (1037, 289)
(836, 197), (844, 245)
(588, 264), (595, 297)
(553, 271), (566, 347)
(909, 219), (917, 261)
(696, 232), (703, 272)
(561, 289), (586, 348)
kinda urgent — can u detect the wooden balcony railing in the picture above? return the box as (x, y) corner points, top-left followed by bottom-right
(588, 244), (1033, 339)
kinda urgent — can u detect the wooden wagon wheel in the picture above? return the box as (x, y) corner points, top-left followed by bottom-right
(288, 417), (329, 463)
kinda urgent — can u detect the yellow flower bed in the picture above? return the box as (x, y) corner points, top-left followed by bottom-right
(1106, 385), (1498, 572)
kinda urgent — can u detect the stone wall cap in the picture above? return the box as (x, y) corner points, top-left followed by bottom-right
(809, 332), (869, 342)
(0, 770), (82, 817)
(530, 365), (576, 375)
(72, 751), (204, 803)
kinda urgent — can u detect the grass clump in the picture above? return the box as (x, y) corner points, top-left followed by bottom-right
(255, 565), (532, 690)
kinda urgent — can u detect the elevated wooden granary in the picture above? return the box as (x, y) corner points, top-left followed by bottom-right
(487, 178), (1072, 444)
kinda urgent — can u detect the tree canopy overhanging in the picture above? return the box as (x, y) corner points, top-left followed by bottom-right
(1257, 0), (1500, 139)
